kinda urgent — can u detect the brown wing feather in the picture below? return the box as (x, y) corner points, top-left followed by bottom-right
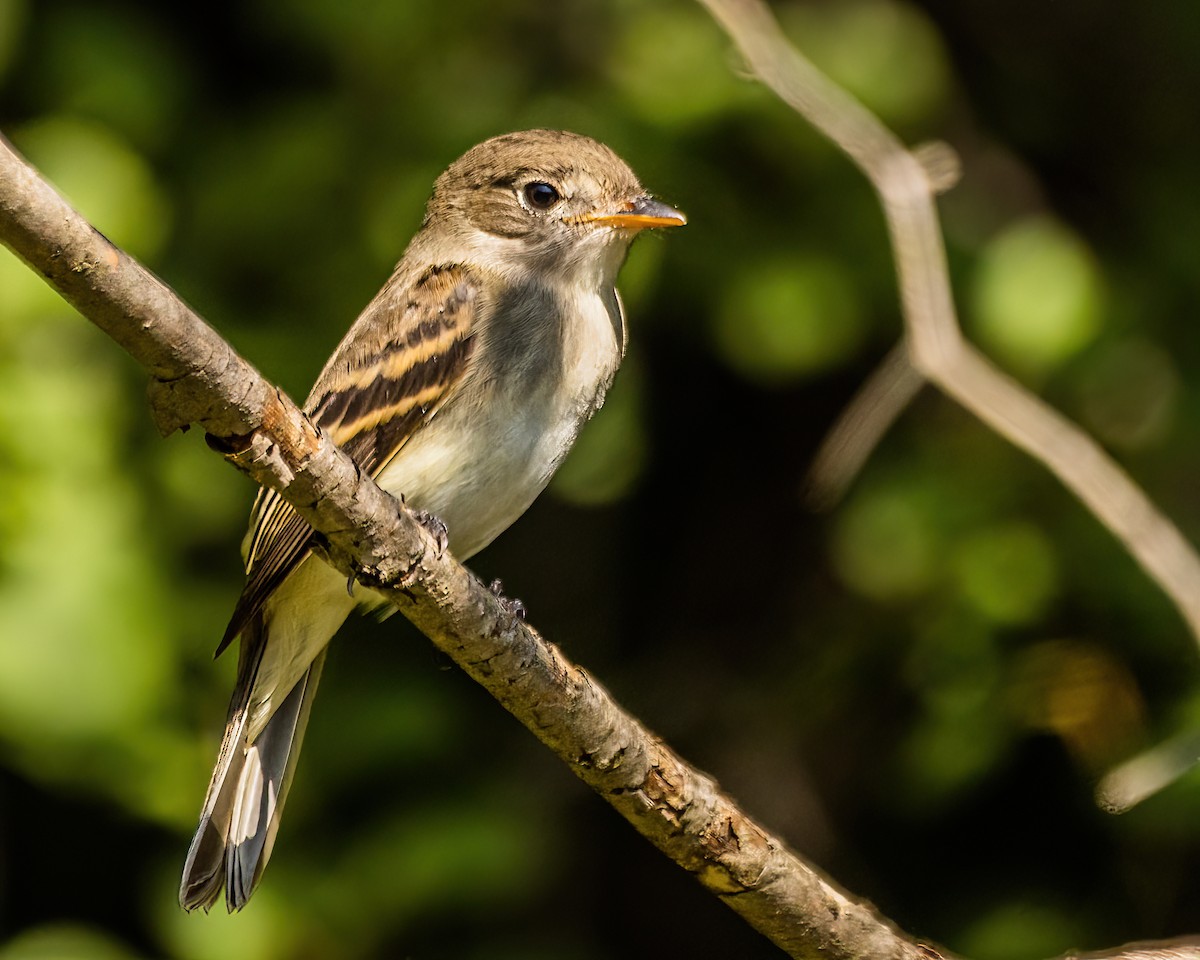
(215, 265), (479, 655)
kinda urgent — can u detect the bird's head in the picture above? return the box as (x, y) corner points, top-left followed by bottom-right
(424, 129), (686, 278)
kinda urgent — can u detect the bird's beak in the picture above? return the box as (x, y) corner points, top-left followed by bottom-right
(573, 196), (687, 231)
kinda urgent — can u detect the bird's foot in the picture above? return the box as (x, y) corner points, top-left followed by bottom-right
(412, 509), (449, 555)
(489, 579), (527, 620)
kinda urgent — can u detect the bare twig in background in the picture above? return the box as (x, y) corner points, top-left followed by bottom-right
(804, 342), (924, 511)
(1096, 728), (1200, 814)
(697, 0), (1200, 808)
(805, 139), (965, 510)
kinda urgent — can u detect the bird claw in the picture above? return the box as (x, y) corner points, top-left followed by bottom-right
(489, 579), (527, 620)
(412, 509), (449, 555)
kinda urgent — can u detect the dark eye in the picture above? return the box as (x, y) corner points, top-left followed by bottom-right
(523, 181), (560, 210)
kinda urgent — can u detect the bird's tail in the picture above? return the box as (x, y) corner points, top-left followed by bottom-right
(179, 636), (326, 913)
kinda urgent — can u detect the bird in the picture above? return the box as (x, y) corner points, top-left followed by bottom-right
(179, 129), (686, 912)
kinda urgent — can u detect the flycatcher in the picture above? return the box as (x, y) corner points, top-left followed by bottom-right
(179, 129), (686, 912)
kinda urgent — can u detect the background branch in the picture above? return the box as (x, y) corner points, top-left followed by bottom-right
(698, 0), (1200, 646)
(804, 341), (924, 511)
(697, 0), (1200, 808)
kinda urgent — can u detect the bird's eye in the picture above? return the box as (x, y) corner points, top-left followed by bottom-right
(522, 181), (560, 210)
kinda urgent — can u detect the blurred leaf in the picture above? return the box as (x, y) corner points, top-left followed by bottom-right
(957, 901), (1082, 960)
(155, 436), (246, 534)
(951, 521), (1059, 626)
(611, 2), (760, 126)
(11, 116), (170, 259)
(0, 925), (143, 960)
(362, 163), (440, 268)
(252, 0), (427, 73)
(0, 331), (173, 745)
(970, 216), (1103, 374)
(0, 239), (184, 826)
(831, 481), (940, 600)
(897, 612), (1011, 803)
(186, 99), (349, 265)
(0, 248), (71, 326)
(898, 707), (1008, 804)
(780, 0), (951, 128)
(713, 254), (866, 383)
(157, 881), (303, 960)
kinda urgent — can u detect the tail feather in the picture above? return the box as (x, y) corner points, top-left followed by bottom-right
(178, 808), (234, 911)
(180, 646), (327, 912)
(225, 652), (325, 910)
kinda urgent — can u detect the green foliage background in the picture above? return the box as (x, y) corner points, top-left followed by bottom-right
(1, 0), (1199, 957)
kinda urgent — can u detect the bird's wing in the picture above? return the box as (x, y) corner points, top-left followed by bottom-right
(214, 264), (480, 656)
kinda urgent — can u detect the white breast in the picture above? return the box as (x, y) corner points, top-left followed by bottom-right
(374, 276), (623, 561)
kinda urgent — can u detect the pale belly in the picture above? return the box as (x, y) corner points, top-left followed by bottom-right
(376, 277), (623, 559)
(374, 378), (588, 560)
